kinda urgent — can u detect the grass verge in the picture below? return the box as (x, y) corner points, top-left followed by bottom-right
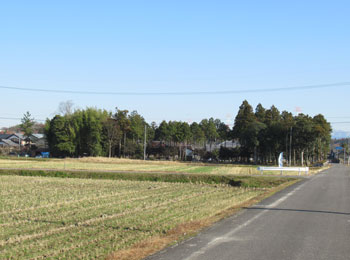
(0, 168), (296, 188)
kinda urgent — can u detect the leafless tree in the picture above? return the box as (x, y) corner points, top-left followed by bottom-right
(57, 100), (74, 116)
(104, 118), (121, 158)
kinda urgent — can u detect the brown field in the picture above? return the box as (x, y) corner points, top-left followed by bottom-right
(0, 175), (284, 259)
(0, 157), (322, 176)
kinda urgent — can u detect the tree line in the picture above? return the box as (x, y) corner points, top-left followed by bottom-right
(232, 100), (331, 165)
(44, 100), (332, 165)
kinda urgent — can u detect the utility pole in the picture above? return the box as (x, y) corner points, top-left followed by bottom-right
(347, 138), (350, 166)
(285, 134), (288, 165)
(143, 125), (147, 160)
(289, 127), (292, 166)
(123, 133), (126, 158)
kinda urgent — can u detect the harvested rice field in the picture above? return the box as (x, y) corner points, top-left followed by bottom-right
(0, 157), (321, 176)
(0, 175), (278, 259)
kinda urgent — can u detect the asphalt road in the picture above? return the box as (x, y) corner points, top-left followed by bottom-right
(147, 165), (350, 260)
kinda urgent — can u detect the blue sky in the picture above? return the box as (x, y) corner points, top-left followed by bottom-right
(1, 1), (350, 136)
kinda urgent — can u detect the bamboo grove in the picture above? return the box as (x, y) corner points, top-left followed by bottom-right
(44, 100), (331, 165)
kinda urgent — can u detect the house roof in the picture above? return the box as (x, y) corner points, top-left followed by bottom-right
(31, 134), (44, 140)
(0, 133), (44, 140)
(0, 139), (19, 147)
(13, 133), (25, 139)
(0, 133), (26, 140)
(0, 134), (13, 139)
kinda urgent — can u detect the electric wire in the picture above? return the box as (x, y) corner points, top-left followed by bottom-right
(0, 81), (349, 96)
(0, 116), (349, 124)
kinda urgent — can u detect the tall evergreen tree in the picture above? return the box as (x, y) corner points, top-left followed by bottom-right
(200, 118), (218, 149)
(114, 108), (131, 157)
(293, 114), (315, 165)
(190, 122), (205, 145)
(20, 111), (35, 143)
(45, 115), (75, 157)
(128, 111), (146, 141)
(215, 119), (230, 142)
(313, 114), (332, 161)
(79, 108), (108, 156)
(155, 121), (170, 143)
(233, 100), (258, 162)
(263, 106), (282, 163)
(43, 101), (332, 163)
(255, 103), (266, 122)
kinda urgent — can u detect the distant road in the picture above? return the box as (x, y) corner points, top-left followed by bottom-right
(147, 165), (350, 260)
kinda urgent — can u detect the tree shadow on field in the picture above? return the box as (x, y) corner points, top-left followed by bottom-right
(245, 207), (350, 216)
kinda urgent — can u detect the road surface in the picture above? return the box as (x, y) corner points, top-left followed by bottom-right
(147, 165), (350, 260)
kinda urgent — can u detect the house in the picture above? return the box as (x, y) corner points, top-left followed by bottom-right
(30, 134), (45, 141)
(0, 133), (26, 146)
(0, 139), (8, 147)
(0, 134), (20, 147)
(0, 133), (47, 155)
(29, 134), (46, 149)
(0, 139), (19, 147)
(205, 140), (240, 152)
(0, 134), (13, 140)
(0, 138), (19, 155)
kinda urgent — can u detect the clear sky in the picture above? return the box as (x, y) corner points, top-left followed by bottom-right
(1, 1), (350, 137)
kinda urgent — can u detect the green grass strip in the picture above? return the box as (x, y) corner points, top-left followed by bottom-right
(0, 169), (295, 188)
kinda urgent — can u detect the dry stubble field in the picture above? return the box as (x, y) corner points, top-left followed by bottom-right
(0, 175), (268, 259)
(0, 157), (320, 176)
(0, 157), (311, 259)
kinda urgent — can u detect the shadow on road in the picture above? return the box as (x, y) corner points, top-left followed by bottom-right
(245, 207), (350, 216)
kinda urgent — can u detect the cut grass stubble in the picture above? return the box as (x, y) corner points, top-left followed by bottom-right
(0, 157), (308, 259)
(0, 157), (319, 176)
(0, 174), (294, 259)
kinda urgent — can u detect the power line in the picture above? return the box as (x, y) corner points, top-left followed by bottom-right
(0, 117), (23, 120)
(0, 82), (349, 96)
